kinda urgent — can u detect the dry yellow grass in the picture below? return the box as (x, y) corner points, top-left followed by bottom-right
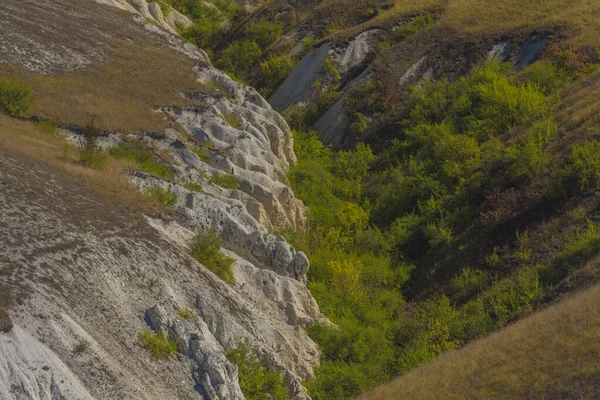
(358, 283), (600, 400)
(0, 40), (209, 133)
(441, 0), (600, 47)
(0, 113), (164, 212)
(325, 0), (600, 48)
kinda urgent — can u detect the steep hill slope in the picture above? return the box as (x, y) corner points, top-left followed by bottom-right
(0, 0), (328, 399)
(358, 284), (600, 399)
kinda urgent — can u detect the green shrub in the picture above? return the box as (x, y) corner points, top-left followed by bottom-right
(560, 220), (600, 269)
(109, 144), (173, 180)
(79, 147), (108, 169)
(350, 113), (369, 136)
(184, 182), (204, 193)
(176, 308), (194, 320)
(191, 145), (212, 163)
(244, 18), (283, 49)
(182, 19), (224, 49)
(0, 79), (35, 117)
(225, 339), (288, 400)
(221, 113), (241, 129)
(302, 38), (314, 53)
(391, 13), (434, 42)
(154, 0), (172, 16)
(139, 330), (178, 359)
(35, 120), (59, 136)
(216, 41), (262, 80)
(482, 267), (544, 326)
(572, 140), (600, 190)
(189, 229), (235, 283)
(210, 172), (239, 189)
(452, 268), (487, 296)
(79, 120), (108, 169)
(145, 186), (178, 207)
(260, 55), (297, 91)
(522, 60), (572, 94)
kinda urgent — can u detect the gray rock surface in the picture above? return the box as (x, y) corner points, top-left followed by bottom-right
(0, 151), (327, 399)
(336, 29), (382, 76)
(515, 36), (548, 71)
(269, 43), (332, 111)
(0, 0), (328, 399)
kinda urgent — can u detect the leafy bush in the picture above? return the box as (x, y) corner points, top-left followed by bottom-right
(560, 220), (600, 269)
(145, 186), (178, 207)
(170, 0), (238, 47)
(482, 267), (544, 326)
(225, 339), (288, 400)
(139, 330), (178, 359)
(244, 18), (283, 49)
(260, 55), (297, 91)
(109, 144), (173, 180)
(0, 79), (35, 117)
(571, 140), (600, 190)
(216, 41), (262, 80)
(452, 268), (487, 297)
(302, 38), (314, 53)
(522, 60), (573, 94)
(391, 13), (434, 42)
(182, 19), (224, 49)
(189, 229), (235, 283)
(350, 112), (368, 136)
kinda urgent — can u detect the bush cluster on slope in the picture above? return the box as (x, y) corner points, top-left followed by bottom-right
(225, 340), (289, 400)
(286, 57), (600, 399)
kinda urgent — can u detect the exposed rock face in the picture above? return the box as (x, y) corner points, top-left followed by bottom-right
(335, 29), (382, 78)
(269, 43), (332, 111)
(0, 0), (328, 399)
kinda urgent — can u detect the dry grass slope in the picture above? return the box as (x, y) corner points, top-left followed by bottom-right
(358, 283), (600, 400)
(0, 114), (164, 212)
(323, 0), (600, 49)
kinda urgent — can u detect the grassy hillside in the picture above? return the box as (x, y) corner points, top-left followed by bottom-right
(358, 283), (600, 399)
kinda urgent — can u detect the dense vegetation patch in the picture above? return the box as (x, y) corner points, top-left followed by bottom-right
(286, 58), (600, 398)
(225, 340), (289, 400)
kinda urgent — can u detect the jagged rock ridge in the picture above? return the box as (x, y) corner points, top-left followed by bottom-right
(0, 0), (329, 399)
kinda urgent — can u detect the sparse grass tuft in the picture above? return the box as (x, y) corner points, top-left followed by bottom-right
(73, 340), (89, 355)
(109, 144), (173, 180)
(189, 229), (235, 283)
(210, 172), (239, 189)
(184, 182), (204, 193)
(145, 186), (178, 207)
(176, 308), (194, 320)
(139, 330), (178, 359)
(221, 113), (241, 130)
(191, 145), (212, 163)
